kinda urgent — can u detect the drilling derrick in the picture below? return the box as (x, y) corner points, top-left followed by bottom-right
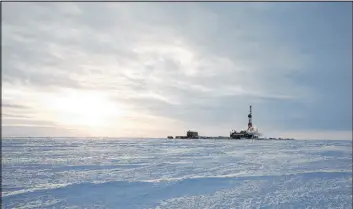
(248, 105), (252, 130)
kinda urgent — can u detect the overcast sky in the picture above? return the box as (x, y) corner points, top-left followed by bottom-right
(2, 2), (352, 139)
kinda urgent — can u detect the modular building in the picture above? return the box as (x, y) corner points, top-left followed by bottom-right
(186, 131), (199, 139)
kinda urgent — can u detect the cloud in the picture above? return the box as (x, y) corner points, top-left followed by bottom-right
(2, 3), (312, 97)
(2, 125), (80, 137)
(2, 2), (352, 138)
(2, 103), (28, 109)
(2, 113), (32, 119)
(3, 118), (59, 127)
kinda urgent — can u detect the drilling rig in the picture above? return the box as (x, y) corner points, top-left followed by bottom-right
(230, 105), (258, 139)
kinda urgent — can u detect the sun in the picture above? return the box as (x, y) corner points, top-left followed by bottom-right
(47, 90), (122, 129)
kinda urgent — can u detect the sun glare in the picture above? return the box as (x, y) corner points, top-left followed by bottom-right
(47, 91), (122, 129)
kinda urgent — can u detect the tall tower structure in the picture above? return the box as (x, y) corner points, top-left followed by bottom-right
(248, 105), (252, 130)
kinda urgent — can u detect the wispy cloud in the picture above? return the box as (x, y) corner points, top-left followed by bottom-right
(2, 103), (28, 109)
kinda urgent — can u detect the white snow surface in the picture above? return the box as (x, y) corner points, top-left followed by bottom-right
(2, 137), (352, 209)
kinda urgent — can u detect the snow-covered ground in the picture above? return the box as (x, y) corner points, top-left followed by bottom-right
(2, 138), (352, 209)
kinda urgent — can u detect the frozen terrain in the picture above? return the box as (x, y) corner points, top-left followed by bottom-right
(2, 137), (352, 209)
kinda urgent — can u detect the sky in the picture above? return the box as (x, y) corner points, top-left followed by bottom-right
(2, 2), (352, 140)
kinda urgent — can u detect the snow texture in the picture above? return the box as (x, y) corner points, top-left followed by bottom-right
(2, 138), (352, 209)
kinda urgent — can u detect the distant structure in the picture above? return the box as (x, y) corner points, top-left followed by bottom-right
(248, 105), (252, 130)
(175, 130), (199, 139)
(230, 105), (259, 139)
(168, 105), (294, 140)
(187, 130), (199, 139)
